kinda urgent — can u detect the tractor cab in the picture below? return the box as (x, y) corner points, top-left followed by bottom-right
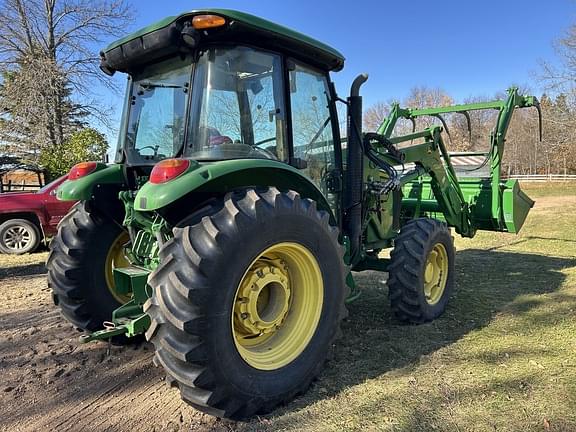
(102, 10), (344, 198)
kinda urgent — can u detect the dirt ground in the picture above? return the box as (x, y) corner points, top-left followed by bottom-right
(0, 253), (236, 432)
(1, 189), (575, 431)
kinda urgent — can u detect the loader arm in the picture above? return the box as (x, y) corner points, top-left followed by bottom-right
(376, 126), (476, 237)
(372, 126), (476, 237)
(374, 87), (540, 234)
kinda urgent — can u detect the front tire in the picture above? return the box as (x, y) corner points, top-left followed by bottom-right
(47, 203), (132, 335)
(145, 188), (347, 419)
(0, 219), (40, 254)
(387, 218), (455, 323)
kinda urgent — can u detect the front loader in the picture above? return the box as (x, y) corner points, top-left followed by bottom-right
(47, 9), (541, 419)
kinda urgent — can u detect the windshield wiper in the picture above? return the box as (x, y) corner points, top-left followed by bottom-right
(136, 82), (189, 96)
(138, 81), (187, 90)
(308, 116), (331, 147)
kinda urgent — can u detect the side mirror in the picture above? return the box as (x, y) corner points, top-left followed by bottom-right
(249, 80), (263, 95)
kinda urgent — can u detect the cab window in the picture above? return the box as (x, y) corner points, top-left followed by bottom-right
(289, 63), (335, 192)
(187, 47), (288, 161)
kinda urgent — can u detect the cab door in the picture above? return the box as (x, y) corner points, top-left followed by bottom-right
(288, 62), (341, 215)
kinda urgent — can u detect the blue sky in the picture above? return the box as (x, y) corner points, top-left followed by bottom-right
(100, 0), (575, 144)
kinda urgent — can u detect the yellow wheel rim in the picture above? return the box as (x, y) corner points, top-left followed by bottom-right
(232, 242), (323, 370)
(423, 242), (449, 305)
(104, 232), (131, 304)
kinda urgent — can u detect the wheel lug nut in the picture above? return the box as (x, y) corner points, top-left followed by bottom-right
(241, 313), (249, 319)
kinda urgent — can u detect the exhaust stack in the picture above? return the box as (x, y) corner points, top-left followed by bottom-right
(343, 73), (368, 261)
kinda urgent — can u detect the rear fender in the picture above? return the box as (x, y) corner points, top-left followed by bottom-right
(134, 159), (335, 220)
(56, 164), (127, 201)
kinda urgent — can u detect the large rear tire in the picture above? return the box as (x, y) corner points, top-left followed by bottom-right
(145, 188), (347, 419)
(387, 218), (455, 323)
(47, 203), (132, 338)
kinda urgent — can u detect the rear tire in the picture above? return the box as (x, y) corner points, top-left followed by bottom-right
(47, 203), (133, 342)
(388, 218), (454, 323)
(145, 188), (348, 419)
(0, 219), (40, 254)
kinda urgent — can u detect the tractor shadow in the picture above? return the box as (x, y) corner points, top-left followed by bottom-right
(273, 248), (576, 416)
(0, 261), (46, 279)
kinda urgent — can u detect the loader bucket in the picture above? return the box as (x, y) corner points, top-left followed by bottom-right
(501, 179), (534, 233)
(401, 177), (534, 234)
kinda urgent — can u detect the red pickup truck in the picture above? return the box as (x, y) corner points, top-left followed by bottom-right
(0, 176), (75, 254)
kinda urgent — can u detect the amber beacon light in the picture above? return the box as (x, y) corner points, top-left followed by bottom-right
(192, 15), (226, 29)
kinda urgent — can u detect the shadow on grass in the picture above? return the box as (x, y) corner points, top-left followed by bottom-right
(264, 249), (576, 419)
(366, 374), (546, 432)
(486, 235), (576, 251)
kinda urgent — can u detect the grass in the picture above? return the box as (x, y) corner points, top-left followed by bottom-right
(239, 183), (576, 431)
(520, 181), (576, 197)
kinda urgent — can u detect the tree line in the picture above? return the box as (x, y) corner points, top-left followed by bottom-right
(363, 86), (576, 176)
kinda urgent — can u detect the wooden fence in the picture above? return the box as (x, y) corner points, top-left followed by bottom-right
(503, 174), (576, 182)
(0, 180), (43, 192)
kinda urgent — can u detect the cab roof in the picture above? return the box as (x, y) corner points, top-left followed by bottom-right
(101, 9), (345, 73)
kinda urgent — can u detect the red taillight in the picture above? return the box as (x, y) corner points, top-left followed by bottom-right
(68, 161), (98, 180)
(150, 159), (190, 184)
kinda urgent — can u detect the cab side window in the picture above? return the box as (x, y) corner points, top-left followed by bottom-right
(289, 63), (335, 192)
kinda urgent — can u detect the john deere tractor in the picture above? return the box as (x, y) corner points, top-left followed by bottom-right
(47, 9), (540, 419)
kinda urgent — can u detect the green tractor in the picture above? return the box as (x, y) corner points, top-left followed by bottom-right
(47, 9), (540, 419)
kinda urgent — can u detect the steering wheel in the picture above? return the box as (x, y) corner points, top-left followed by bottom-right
(254, 137), (276, 147)
(251, 137), (278, 159)
(252, 146), (277, 159)
(138, 145), (159, 157)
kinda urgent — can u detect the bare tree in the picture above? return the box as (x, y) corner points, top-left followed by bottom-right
(0, 55), (81, 157)
(363, 86), (454, 148)
(363, 100), (392, 132)
(539, 24), (576, 175)
(403, 86), (454, 132)
(540, 24), (576, 95)
(0, 0), (132, 159)
(404, 86), (453, 109)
